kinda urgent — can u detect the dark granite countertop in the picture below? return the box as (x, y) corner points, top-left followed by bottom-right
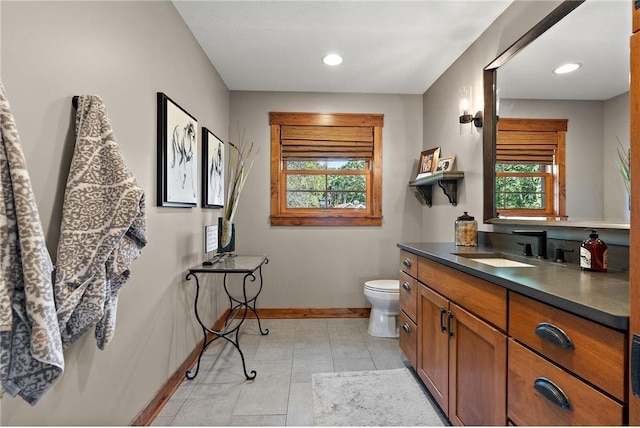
(397, 242), (629, 331)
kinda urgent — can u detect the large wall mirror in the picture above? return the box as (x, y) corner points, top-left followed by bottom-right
(483, 0), (631, 229)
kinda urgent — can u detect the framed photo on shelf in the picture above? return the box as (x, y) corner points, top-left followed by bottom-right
(435, 155), (456, 172)
(202, 128), (225, 209)
(157, 92), (198, 207)
(415, 147), (440, 180)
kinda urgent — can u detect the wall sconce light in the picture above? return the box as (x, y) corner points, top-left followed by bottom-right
(458, 86), (483, 128)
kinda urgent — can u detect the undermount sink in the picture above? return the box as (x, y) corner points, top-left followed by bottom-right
(467, 258), (535, 268)
(452, 252), (536, 268)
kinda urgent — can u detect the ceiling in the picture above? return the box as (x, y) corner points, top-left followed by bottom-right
(498, 0), (630, 101)
(173, 0), (513, 95)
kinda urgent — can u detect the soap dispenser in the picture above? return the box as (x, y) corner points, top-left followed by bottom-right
(579, 230), (608, 272)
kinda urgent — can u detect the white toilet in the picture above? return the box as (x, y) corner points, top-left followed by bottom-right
(363, 279), (400, 338)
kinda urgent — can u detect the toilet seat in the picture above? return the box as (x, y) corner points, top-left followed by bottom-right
(364, 279), (399, 293)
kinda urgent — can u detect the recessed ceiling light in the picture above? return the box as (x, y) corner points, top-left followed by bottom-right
(322, 53), (343, 66)
(554, 63), (582, 74)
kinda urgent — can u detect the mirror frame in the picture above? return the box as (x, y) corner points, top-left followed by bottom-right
(482, 1), (585, 224)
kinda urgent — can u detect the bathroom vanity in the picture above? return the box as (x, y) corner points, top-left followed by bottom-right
(398, 242), (628, 426)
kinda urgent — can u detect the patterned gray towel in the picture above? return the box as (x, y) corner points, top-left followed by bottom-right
(54, 95), (146, 350)
(0, 81), (64, 405)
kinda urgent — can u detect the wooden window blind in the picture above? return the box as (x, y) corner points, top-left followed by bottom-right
(497, 118), (567, 165)
(280, 125), (374, 160)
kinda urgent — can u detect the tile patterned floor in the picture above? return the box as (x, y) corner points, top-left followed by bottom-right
(151, 318), (408, 426)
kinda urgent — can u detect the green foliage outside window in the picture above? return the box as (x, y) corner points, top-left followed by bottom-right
(495, 164), (545, 210)
(286, 160), (367, 209)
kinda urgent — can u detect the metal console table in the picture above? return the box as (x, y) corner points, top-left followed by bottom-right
(185, 254), (269, 381)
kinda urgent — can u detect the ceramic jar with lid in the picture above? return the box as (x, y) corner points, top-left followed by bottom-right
(455, 211), (478, 246)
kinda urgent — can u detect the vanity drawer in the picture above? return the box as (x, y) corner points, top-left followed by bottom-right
(399, 310), (417, 368)
(509, 292), (625, 400)
(418, 257), (507, 331)
(508, 340), (623, 426)
(399, 271), (417, 322)
(399, 250), (417, 278)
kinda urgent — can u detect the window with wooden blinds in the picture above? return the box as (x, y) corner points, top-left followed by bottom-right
(270, 112), (383, 226)
(495, 118), (567, 219)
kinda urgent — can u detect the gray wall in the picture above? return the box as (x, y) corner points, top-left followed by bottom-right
(1, 1), (229, 425)
(421, 1), (564, 240)
(229, 91), (423, 308)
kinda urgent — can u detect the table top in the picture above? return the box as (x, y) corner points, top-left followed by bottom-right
(188, 254), (268, 274)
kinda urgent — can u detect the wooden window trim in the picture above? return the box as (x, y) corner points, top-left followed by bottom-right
(270, 112), (383, 226)
(496, 170), (555, 217)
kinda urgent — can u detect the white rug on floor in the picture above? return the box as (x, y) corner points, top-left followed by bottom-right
(312, 367), (446, 426)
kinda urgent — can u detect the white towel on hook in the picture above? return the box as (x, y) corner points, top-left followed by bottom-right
(54, 95), (146, 350)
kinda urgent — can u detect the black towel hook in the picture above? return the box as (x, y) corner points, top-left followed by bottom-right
(72, 96), (79, 109)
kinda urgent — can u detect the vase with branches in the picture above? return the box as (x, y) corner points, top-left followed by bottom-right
(615, 136), (630, 197)
(219, 127), (258, 251)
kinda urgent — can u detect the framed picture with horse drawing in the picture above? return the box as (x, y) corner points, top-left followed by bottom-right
(157, 92), (198, 207)
(202, 128), (224, 209)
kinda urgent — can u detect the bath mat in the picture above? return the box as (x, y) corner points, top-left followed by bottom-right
(312, 367), (447, 426)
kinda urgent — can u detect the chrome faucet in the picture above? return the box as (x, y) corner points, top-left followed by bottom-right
(512, 230), (547, 259)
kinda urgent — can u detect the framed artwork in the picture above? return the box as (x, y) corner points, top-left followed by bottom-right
(157, 92), (198, 207)
(204, 224), (218, 253)
(435, 155), (456, 172)
(202, 128), (225, 208)
(415, 147), (440, 179)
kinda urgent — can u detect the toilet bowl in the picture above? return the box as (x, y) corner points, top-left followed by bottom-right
(363, 279), (400, 338)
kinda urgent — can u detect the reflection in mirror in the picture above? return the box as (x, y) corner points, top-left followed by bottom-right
(483, 0), (631, 227)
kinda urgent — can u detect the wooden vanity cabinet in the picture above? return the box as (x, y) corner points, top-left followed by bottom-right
(416, 258), (508, 426)
(508, 339), (623, 426)
(398, 249), (628, 426)
(509, 293), (626, 401)
(399, 250), (418, 367)
(508, 293), (626, 425)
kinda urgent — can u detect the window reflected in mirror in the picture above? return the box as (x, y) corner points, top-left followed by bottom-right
(495, 118), (566, 220)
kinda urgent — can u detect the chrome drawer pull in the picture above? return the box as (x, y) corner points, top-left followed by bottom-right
(403, 258), (411, 267)
(533, 377), (573, 411)
(402, 281), (411, 291)
(535, 322), (574, 349)
(402, 323), (410, 333)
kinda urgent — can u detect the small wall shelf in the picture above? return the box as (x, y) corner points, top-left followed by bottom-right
(409, 171), (464, 206)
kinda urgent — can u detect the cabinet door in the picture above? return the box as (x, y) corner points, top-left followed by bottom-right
(630, 28), (640, 426)
(449, 303), (507, 426)
(417, 285), (450, 415)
